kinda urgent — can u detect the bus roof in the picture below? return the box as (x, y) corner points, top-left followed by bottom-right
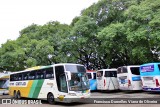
(140, 63), (160, 66)
(87, 70), (96, 72)
(11, 63), (85, 74)
(97, 68), (117, 71)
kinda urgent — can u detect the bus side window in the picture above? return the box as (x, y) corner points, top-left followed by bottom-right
(18, 73), (23, 81)
(36, 70), (44, 79)
(10, 74), (15, 81)
(28, 71), (35, 80)
(14, 74), (19, 81)
(23, 72), (29, 80)
(45, 67), (54, 79)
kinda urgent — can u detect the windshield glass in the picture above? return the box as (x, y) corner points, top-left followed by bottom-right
(69, 73), (89, 91)
(97, 71), (103, 77)
(87, 73), (92, 79)
(104, 71), (117, 77)
(0, 79), (8, 89)
(130, 67), (140, 75)
(65, 65), (86, 73)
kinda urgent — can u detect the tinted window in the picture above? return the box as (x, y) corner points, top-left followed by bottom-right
(45, 67), (54, 79)
(65, 65), (86, 73)
(117, 67), (127, 74)
(158, 64), (160, 71)
(130, 67), (140, 75)
(93, 73), (96, 79)
(97, 71), (103, 77)
(105, 71), (117, 77)
(55, 66), (65, 92)
(36, 70), (45, 79)
(13, 74), (19, 81)
(28, 71), (35, 80)
(18, 73), (23, 81)
(23, 72), (29, 80)
(87, 73), (92, 79)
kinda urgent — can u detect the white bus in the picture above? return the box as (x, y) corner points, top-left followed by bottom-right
(86, 70), (97, 91)
(96, 69), (119, 90)
(9, 63), (90, 104)
(0, 74), (10, 95)
(140, 63), (160, 91)
(117, 65), (142, 90)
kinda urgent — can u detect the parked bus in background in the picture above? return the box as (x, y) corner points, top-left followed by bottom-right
(140, 63), (160, 91)
(96, 69), (119, 90)
(117, 65), (142, 90)
(0, 72), (10, 95)
(86, 70), (97, 91)
(9, 63), (90, 104)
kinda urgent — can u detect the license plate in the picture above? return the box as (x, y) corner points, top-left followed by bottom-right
(121, 80), (125, 84)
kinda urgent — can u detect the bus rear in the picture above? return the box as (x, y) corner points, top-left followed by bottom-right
(140, 63), (160, 91)
(97, 69), (118, 90)
(117, 66), (141, 90)
(86, 70), (97, 91)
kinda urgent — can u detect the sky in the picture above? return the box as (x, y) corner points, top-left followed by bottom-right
(0, 0), (98, 46)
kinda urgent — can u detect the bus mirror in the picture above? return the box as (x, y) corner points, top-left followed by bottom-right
(66, 71), (71, 80)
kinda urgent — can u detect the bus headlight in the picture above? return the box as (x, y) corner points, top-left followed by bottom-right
(68, 93), (76, 96)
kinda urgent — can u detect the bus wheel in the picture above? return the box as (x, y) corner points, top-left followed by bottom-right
(17, 91), (21, 99)
(13, 91), (17, 99)
(47, 93), (56, 104)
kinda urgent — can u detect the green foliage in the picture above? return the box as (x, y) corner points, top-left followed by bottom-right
(0, 0), (160, 71)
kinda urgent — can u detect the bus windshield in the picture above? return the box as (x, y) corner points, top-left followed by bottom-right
(69, 73), (89, 91)
(65, 65), (86, 73)
(105, 71), (117, 77)
(117, 67), (127, 74)
(0, 79), (8, 89)
(97, 71), (103, 77)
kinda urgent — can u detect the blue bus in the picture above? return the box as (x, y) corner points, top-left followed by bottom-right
(86, 70), (97, 91)
(140, 63), (160, 91)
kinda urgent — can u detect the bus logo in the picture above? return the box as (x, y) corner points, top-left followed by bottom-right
(140, 65), (154, 72)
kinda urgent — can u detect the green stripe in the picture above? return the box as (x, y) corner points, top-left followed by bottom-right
(32, 79), (44, 98)
(28, 80), (38, 98)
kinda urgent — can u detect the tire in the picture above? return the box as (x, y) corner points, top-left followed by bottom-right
(17, 91), (21, 99)
(13, 91), (17, 99)
(47, 93), (56, 105)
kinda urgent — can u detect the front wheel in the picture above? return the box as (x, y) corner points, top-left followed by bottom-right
(47, 93), (56, 105)
(17, 91), (21, 99)
(13, 91), (17, 99)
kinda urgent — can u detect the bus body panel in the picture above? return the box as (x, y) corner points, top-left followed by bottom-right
(87, 72), (97, 91)
(117, 65), (142, 90)
(97, 69), (119, 90)
(140, 63), (160, 91)
(9, 63), (90, 103)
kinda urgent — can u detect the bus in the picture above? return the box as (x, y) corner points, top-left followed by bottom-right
(140, 63), (160, 91)
(86, 70), (97, 91)
(0, 73), (10, 95)
(117, 65), (142, 90)
(9, 63), (90, 104)
(96, 69), (119, 90)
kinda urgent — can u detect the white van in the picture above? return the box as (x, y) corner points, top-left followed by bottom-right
(96, 69), (119, 90)
(117, 65), (142, 90)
